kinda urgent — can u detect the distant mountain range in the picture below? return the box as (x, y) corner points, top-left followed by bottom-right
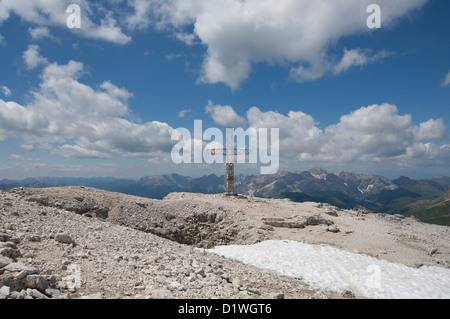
(1, 168), (449, 226)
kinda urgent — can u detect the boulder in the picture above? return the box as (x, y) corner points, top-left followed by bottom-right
(26, 288), (49, 299)
(54, 233), (75, 245)
(326, 226), (340, 233)
(263, 218), (305, 229)
(303, 214), (333, 226)
(0, 255), (13, 268)
(0, 286), (10, 299)
(24, 275), (49, 293)
(3, 262), (39, 274)
(0, 233), (20, 244)
(0, 247), (21, 260)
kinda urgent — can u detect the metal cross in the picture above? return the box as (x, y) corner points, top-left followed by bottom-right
(207, 128), (250, 196)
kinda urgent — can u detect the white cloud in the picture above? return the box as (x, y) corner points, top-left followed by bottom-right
(0, 0), (429, 85)
(0, 86), (11, 97)
(0, 0), (131, 45)
(415, 118), (447, 141)
(174, 32), (197, 46)
(148, 0), (428, 89)
(0, 33), (5, 46)
(178, 109), (191, 118)
(83, 13), (132, 45)
(205, 100), (246, 127)
(0, 56), (175, 158)
(127, 0), (152, 30)
(321, 104), (416, 161)
(9, 154), (32, 161)
(442, 70), (450, 87)
(23, 45), (49, 69)
(241, 103), (448, 169)
(202, 101), (447, 169)
(29, 26), (53, 40)
(290, 63), (330, 84)
(247, 106), (322, 157)
(333, 48), (392, 74)
(100, 81), (133, 101)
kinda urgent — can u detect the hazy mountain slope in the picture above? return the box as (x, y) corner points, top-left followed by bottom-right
(2, 169), (449, 225)
(403, 190), (450, 226)
(179, 174), (224, 194)
(333, 171), (397, 196)
(392, 176), (443, 198)
(424, 176), (450, 191)
(119, 174), (192, 199)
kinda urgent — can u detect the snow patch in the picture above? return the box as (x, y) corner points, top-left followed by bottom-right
(207, 240), (450, 299)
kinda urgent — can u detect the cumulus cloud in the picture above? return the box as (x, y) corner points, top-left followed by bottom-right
(0, 0), (131, 45)
(0, 0), (429, 86)
(203, 101), (447, 168)
(23, 45), (49, 70)
(216, 102), (449, 169)
(147, 0), (428, 88)
(84, 13), (132, 45)
(320, 104), (416, 161)
(126, 0), (153, 31)
(205, 100), (246, 127)
(415, 118), (447, 141)
(29, 26), (53, 41)
(333, 48), (392, 74)
(247, 107), (322, 157)
(0, 55), (175, 158)
(0, 86), (11, 97)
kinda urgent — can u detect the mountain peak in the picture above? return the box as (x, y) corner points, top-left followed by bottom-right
(392, 176), (413, 185)
(308, 168), (328, 180)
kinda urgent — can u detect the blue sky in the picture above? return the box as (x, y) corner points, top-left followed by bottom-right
(0, 0), (449, 179)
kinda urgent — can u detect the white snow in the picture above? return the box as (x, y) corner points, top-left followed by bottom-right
(207, 240), (450, 299)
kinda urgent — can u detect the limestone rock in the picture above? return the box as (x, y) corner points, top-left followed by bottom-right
(0, 233), (20, 244)
(0, 255), (13, 268)
(326, 226), (340, 233)
(26, 288), (49, 299)
(54, 233), (75, 245)
(0, 286), (10, 299)
(3, 262), (39, 274)
(146, 287), (174, 299)
(24, 275), (49, 293)
(81, 292), (103, 299)
(0, 247), (21, 260)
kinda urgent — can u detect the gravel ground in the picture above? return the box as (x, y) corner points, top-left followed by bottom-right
(1, 186), (448, 299)
(0, 188), (337, 299)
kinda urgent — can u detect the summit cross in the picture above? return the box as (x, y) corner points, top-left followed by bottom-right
(207, 128), (250, 196)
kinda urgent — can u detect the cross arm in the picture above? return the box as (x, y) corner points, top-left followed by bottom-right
(206, 148), (251, 156)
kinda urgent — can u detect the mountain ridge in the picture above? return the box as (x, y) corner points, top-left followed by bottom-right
(1, 168), (449, 225)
